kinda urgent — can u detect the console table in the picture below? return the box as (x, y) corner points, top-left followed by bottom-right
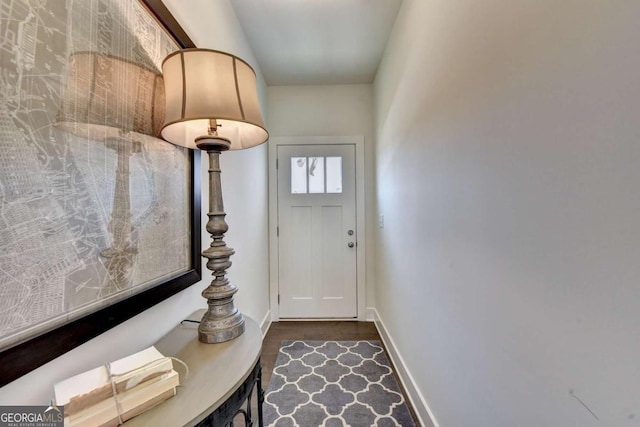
(124, 310), (263, 427)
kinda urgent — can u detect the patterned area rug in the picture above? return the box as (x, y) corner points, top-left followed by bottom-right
(263, 340), (416, 426)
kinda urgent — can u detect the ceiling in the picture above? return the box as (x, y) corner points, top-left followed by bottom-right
(230, 0), (403, 86)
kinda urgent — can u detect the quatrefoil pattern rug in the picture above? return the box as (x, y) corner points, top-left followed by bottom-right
(263, 340), (416, 426)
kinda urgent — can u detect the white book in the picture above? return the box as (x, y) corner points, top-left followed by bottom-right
(54, 346), (173, 415)
(65, 370), (179, 427)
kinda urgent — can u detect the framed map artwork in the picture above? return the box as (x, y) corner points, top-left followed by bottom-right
(0, 0), (201, 385)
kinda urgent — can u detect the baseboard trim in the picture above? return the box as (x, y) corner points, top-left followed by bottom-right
(372, 308), (440, 427)
(260, 310), (272, 338)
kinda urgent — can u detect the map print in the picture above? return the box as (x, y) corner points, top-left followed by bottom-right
(0, 0), (191, 351)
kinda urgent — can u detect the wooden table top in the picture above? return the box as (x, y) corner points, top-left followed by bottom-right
(124, 310), (262, 427)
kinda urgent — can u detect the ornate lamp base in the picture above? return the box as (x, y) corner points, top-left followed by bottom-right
(196, 135), (245, 344)
(199, 296), (245, 343)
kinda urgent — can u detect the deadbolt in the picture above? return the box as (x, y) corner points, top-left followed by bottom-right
(348, 242), (355, 248)
(348, 230), (354, 236)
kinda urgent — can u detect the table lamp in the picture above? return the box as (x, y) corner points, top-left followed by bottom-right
(160, 49), (268, 343)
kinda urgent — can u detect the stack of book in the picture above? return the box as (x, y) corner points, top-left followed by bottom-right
(54, 346), (179, 427)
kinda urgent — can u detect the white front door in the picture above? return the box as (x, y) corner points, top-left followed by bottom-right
(277, 144), (357, 318)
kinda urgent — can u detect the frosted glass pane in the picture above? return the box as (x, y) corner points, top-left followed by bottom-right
(326, 156), (342, 193)
(308, 157), (325, 193)
(291, 157), (307, 194)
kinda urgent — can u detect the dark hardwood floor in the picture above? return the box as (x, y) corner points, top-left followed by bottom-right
(261, 321), (420, 426)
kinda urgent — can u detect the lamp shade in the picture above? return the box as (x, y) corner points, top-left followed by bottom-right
(160, 49), (268, 150)
(56, 52), (165, 140)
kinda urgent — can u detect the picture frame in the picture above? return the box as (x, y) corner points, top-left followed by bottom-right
(0, 0), (200, 386)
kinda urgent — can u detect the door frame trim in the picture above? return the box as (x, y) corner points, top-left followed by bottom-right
(268, 136), (366, 321)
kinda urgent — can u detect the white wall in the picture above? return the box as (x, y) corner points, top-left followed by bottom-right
(0, 0), (269, 404)
(267, 85), (376, 307)
(374, 1), (640, 426)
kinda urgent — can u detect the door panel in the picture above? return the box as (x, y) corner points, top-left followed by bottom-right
(287, 206), (312, 299)
(277, 144), (357, 318)
(321, 206), (344, 298)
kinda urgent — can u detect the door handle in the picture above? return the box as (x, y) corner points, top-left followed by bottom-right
(348, 242), (355, 248)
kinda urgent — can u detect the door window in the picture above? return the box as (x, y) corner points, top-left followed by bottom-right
(291, 157), (307, 194)
(326, 157), (342, 193)
(290, 156), (342, 194)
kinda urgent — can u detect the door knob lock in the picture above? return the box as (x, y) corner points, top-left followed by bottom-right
(348, 242), (355, 248)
